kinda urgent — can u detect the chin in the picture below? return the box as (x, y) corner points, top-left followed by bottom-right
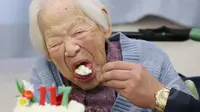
(77, 80), (100, 90)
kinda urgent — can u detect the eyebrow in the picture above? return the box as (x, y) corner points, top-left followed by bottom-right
(48, 29), (65, 37)
(47, 18), (88, 37)
(67, 18), (88, 32)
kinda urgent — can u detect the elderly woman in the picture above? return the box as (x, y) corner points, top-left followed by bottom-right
(29, 0), (193, 111)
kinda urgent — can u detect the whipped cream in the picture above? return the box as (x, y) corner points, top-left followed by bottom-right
(75, 65), (92, 76)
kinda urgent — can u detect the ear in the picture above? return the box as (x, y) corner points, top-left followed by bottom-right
(101, 8), (112, 39)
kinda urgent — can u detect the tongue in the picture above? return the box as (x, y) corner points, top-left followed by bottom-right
(85, 63), (92, 69)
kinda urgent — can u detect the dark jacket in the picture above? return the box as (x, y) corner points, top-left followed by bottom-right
(165, 88), (200, 112)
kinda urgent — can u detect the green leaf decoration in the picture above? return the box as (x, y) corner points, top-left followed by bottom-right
(21, 83), (24, 92)
(16, 80), (22, 93)
(16, 95), (20, 98)
(30, 96), (37, 103)
(16, 80), (24, 93)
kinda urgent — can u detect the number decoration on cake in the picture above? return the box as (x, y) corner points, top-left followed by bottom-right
(58, 86), (72, 107)
(14, 80), (85, 112)
(15, 80), (73, 107)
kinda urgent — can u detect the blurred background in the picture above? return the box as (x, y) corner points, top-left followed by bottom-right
(0, 0), (200, 111)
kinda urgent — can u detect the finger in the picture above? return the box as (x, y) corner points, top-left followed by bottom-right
(115, 88), (125, 96)
(100, 70), (130, 82)
(115, 88), (123, 93)
(103, 80), (126, 89)
(103, 61), (138, 72)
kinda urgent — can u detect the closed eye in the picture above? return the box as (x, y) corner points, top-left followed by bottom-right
(50, 42), (62, 48)
(75, 30), (84, 35)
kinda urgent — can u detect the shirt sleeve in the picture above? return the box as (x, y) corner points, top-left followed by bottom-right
(159, 51), (193, 96)
(165, 88), (200, 112)
(137, 40), (194, 112)
(157, 48), (197, 112)
(139, 40), (193, 96)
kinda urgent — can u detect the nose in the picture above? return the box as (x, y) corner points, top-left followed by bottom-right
(64, 41), (80, 57)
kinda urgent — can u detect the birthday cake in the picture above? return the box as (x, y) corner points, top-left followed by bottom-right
(13, 80), (85, 112)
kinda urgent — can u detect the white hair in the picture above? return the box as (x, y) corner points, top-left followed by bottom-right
(29, 0), (109, 55)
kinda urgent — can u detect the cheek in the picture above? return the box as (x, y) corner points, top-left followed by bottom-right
(49, 45), (74, 79)
(80, 32), (106, 63)
(48, 44), (65, 59)
(80, 31), (105, 48)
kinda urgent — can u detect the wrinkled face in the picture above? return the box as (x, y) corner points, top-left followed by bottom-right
(38, 0), (110, 90)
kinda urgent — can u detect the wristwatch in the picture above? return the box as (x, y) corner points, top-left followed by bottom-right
(154, 88), (170, 112)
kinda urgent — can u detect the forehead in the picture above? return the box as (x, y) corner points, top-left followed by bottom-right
(38, 0), (85, 28)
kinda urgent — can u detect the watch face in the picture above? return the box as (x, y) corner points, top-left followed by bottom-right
(157, 89), (170, 105)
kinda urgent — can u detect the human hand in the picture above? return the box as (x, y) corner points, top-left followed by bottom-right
(100, 61), (164, 109)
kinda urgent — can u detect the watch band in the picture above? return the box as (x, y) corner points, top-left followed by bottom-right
(154, 88), (170, 112)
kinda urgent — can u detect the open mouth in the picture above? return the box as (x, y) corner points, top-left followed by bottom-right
(73, 60), (95, 82)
